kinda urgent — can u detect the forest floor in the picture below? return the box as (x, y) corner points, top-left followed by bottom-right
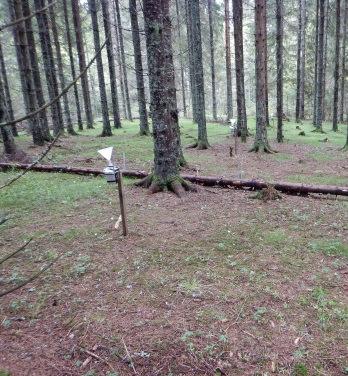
(0, 118), (347, 375)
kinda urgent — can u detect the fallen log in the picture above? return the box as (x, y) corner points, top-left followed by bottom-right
(0, 162), (347, 196)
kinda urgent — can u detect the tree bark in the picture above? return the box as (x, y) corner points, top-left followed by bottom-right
(0, 74), (17, 155)
(232, 0), (248, 141)
(48, 0), (76, 135)
(129, 0), (149, 135)
(8, 0), (45, 146)
(71, 0), (94, 128)
(224, 0), (233, 121)
(114, 0), (133, 121)
(0, 39), (17, 136)
(339, 0), (347, 122)
(299, 0), (306, 119)
(175, 0), (187, 118)
(88, 0), (112, 137)
(62, 0), (83, 131)
(332, 0), (341, 131)
(185, 0), (198, 122)
(314, 0), (326, 132)
(250, 0), (272, 152)
(101, 0), (121, 129)
(276, 0), (284, 142)
(188, 0), (209, 149)
(141, 0), (190, 195)
(207, 0), (217, 121)
(322, 0), (329, 121)
(34, 0), (64, 136)
(21, 0), (51, 141)
(295, 0), (303, 123)
(313, 0), (319, 125)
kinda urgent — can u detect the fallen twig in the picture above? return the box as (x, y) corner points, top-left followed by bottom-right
(0, 238), (33, 265)
(79, 346), (116, 373)
(122, 338), (137, 374)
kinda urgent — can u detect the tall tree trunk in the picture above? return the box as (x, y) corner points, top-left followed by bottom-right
(225, 0), (233, 121)
(71, 0), (94, 128)
(141, 0), (190, 195)
(295, 0), (303, 123)
(21, 0), (51, 141)
(175, 0), (188, 118)
(0, 74), (17, 155)
(114, 0), (132, 121)
(232, 0), (248, 141)
(250, 0), (272, 152)
(299, 0), (306, 119)
(101, 0), (121, 129)
(88, 0), (112, 137)
(276, 0), (284, 142)
(62, 0), (83, 131)
(332, 0), (341, 131)
(0, 39), (17, 136)
(265, 30), (270, 127)
(8, 0), (45, 146)
(188, 0), (209, 149)
(48, 0), (76, 135)
(185, 0), (198, 122)
(340, 0), (348, 122)
(207, 0), (217, 121)
(314, 0), (326, 132)
(129, 0), (149, 135)
(322, 0), (329, 121)
(34, 0), (64, 136)
(313, 0), (319, 125)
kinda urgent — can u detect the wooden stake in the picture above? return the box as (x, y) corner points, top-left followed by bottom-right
(117, 170), (128, 236)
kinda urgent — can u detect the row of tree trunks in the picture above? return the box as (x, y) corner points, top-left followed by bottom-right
(1, 163), (347, 197)
(8, 0), (45, 146)
(207, 0), (217, 121)
(62, 0), (83, 131)
(114, 0), (132, 121)
(340, 0), (348, 123)
(101, 0), (121, 130)
(48, 0), (76, 136)
(129, 0), (149, 136)
(71, 0), (94, 129)
(332, 0), (341, 132)
(88, 0), (112, 137)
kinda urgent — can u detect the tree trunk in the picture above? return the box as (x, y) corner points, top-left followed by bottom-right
(0, 74), (17, 155)
(225, 0), (233, 121)
(88, 0), (112, 137)
(295, 0), (303, 123)
(175, 0), (187, 118)
(71, 0), (94, 128)
(34, 0), (64, 136)
(21, 0), (51, 141)
(48, 0), (76, 136)
(114, 0), (132, 121)
(185, 0), (198, 122)
(250, 0), (272, 152)
(188, 0), (209, 149)
(141, 0), (191, 195)
(314, 0), (326, 132)
(207, 0), (217, 121)
(322, 0), (329, 121)
(232, 0), (248, 141)
(0, 39), (17, 136)
(339, 0), (347, 122)
(276, 0), (284, 143)
(333, 0), (341, 131)
(313, 0), (319, 125)
(8, 0), (45, 146)
(101, 0), (121, 129)
(129, 0), (149, 135)
(62, 0), (83, 131)
(299, 0), (306, 119)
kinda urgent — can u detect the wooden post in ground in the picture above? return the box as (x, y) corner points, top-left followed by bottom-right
(116, 170), (128, 236)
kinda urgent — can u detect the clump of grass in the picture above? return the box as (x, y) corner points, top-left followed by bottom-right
(309, 240), (348, 257)
(292, 363), (308, 376)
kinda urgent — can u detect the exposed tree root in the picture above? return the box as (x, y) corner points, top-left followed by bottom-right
(249, 141), (276, 153)
(311, 128), (326, 133)
(99, 130), (113, 137)
(186, 140), (210, 150)
(135, 174), (197, 197)
(139, 129), (150, 136)
(251, 185), (282, 202)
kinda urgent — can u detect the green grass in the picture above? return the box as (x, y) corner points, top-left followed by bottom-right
(287, 173), (348, 186)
